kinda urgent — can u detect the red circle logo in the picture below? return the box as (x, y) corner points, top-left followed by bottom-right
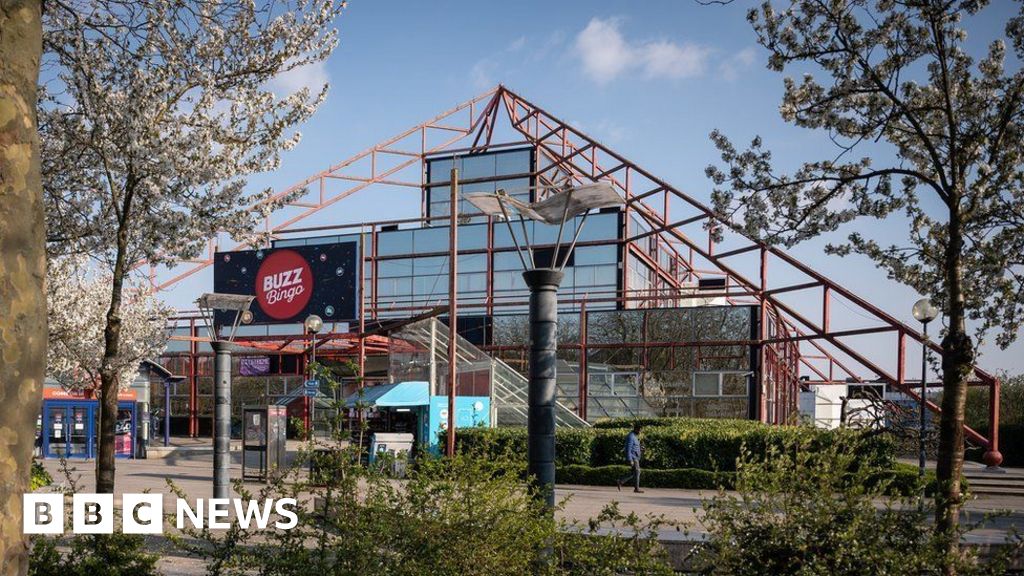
(255, 250), (313, 320)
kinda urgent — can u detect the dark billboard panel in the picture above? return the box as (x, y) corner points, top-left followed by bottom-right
(213, 243), (358, 324)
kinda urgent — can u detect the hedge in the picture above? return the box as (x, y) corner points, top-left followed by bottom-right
(558, 464), (735, 490)
(556, 463), (939, 495)
(452, 419), (897, 472)
(591, 416), (763, 431)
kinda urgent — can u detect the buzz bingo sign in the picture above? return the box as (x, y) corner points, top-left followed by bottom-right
(256, 249), (313, 320)
(213, 243), (358, 325)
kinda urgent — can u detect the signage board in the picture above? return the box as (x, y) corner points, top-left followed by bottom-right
(213, 243), (358, 324)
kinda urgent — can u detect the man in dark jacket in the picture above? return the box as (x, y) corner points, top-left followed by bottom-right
(616, 423), (643, 493)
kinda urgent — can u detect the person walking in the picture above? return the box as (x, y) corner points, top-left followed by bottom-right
(616, 423), (643, 493)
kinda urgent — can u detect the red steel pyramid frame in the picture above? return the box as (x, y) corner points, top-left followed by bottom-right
(148, 85), (1002, 464)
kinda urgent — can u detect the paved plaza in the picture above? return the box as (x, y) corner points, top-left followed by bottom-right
(34, 439), (1024, 575)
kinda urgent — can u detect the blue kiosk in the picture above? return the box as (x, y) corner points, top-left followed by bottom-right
(343, 381), (490, 453)
(39, 386), (138, 459)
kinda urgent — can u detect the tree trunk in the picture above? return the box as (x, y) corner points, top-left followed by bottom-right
(96, 220), (131, 494)
(935, 207), (973, 576)
(0, 0), (46, 573)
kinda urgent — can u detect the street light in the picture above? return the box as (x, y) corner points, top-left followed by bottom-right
(912, 297), (939, 508)
(304, 314), (323, 439)
(466, 180), (623, 510)
(196, 292), (255, 499)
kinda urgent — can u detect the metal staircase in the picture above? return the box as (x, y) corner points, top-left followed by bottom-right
(390, 319), (589, 428)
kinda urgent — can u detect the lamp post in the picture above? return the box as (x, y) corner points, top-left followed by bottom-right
(466, 181), (623, 510)
(304, 314), (323, 439)
(196, 293), (255, 499)
(912, 297), (939, 508)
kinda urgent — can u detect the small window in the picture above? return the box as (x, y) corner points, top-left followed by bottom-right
(693, 371), (750, 397)
(847, 384), (885, 400)
(722, 373), (749, 396)
(694, 373), (720, 397)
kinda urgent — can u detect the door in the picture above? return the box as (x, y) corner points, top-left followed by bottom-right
(67, 405), (90, 457)
(45, 406), (68, 458)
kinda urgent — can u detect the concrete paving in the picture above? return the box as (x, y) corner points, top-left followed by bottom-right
(34, 445), (1024, 574)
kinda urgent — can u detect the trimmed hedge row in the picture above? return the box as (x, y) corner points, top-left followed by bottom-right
(558, 465), (734, 490)
(555, 463), (941, 495)
(591, 417), (763, 431)
(454, 421), (897, 472)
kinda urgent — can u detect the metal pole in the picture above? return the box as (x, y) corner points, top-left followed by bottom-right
(164, 378), (170, 447)
(310, 334), (316, 439)
(212, 340), (232, 499)
(446, 166), (459, 457)
(919, 321), (928, 510)
(523, 268), (563, 510)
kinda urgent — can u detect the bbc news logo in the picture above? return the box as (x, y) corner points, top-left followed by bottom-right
(23, 494), (298, 534)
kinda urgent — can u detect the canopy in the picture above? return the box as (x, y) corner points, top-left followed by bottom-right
(343, 381), (429, 409)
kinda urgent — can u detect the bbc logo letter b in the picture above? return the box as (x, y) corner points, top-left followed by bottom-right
(73, 493), (114, 534)
(23, 494), (64, 534)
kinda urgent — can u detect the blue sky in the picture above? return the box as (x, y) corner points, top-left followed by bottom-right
(162, 0), (1023, 376)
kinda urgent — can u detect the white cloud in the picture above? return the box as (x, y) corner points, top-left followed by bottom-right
(719, 47), (759, 82)
(507, 36), (527, 52)
(267, 60), (330, 95)
(574, 17), (710, 84)
(470, 59), (496, 90)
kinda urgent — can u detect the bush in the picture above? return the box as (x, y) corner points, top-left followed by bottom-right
(454, 420), (897, 473)
(592, 416), (763, 431)
(693, 433), (993, 576)
(558, 464), (735, 490)
(29, 533), (158, 576)
(173, 443), (675, 576)
(30, 460), (52, 490)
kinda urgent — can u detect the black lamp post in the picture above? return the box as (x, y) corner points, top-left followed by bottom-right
(197, 293), (254, 499)
(304, 314), (323, 439)
(466, 180), (623, 509)
(911, 297), (939, 509)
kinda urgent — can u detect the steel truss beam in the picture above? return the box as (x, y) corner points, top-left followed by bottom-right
(147, 85), (1000, 456)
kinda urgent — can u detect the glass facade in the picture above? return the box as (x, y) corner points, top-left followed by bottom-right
(160, 145), (780, 429)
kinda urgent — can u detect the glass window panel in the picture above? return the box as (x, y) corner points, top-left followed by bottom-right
(461, 181), (494, 194)
(574, 245), (618, 266)
(574, 265), (596, 287)
(377, 259), (414, 278)
(495, 149), (531, 176)
(494, 221), (533, 249)
(459, 253), (487, 273)
(413, 227), (448, 254)
(429, 199), (450, 218)
(722, 373), (749, 396)
(413, 256), (448, 276)
(377, 229), (414, 256)
(461, 154), (496, 179)
(458, 224), (487, 250)
(576, 212), (620, 242)
(693, 373), (720, 397)
(428, 158), (453, 182)
(594, 264), (617, 286)
(494, 177), (531, 196)
(587, 310), (643, 344)
(413, 275), (446, 297)
(493, 251), (525, 271)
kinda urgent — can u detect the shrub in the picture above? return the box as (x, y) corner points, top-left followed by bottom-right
(455, 420), (897, 473)
(29, 533), (158, 576)
(592, 416), (763, 431)
(693, 433), (992, 576)
(172, 442), (675, 576)
(558, 465), (735, 490)
(30, 459), (52, 490)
